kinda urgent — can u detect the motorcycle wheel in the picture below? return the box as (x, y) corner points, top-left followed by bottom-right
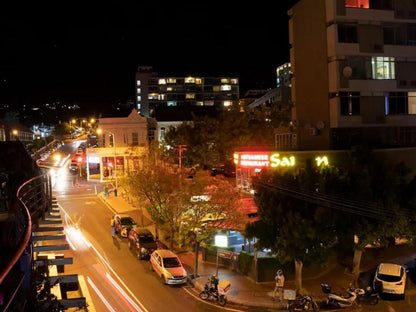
(218, 295), (227, 306)
(369, 296), (379, 305)
(199, 291), (209, 300)
(312, 301), (320, 311)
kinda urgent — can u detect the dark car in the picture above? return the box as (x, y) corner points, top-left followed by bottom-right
(113, 214), (137, 237)
(128, 227), (158, 260)
(211, 163), (236, 178)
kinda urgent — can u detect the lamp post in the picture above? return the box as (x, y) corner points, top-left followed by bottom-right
(12, 129), (18, 141)
(97, 128), (118, 190)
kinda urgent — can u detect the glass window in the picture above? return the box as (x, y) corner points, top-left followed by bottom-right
(213, 86), (220, 92)
(345, 0), (369, 8)
(223, 101), (232, 107)
(338, 24), (358, 43)
(221, 85), (231, 91)
(195, 78), (202, 84)
(167, 78), (176, 84)
(221, 78), (229, 83)
(408, 25), (416, 46)
(196, 101), (203, 106)
(132, 133), (139, 146)
(230, 78), (238, 84)
(372, 57), (395, 79)
(186, 93), (195, 99)
(185, 77), (195, 83)
(408, 92), (416, 114)
(158, 79), (166, 85)
(388, 92), (407, 114)
(340, 92), (360, 116)
(204, 101), (214, 106)
(137, 88), (141, 94)
(167, 101), (177, 106)
(136, 80), (141, 86)
(137, 96), (141, 102)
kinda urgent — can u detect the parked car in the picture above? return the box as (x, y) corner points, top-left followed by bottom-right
(373, 262), (407, 299)
(128, 227), (158, 260)
(150, 249), (188, 285)
(113, 214), (137, 238)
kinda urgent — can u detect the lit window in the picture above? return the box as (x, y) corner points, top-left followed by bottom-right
(372, 57), (395, 80)
(213, 86), (220, 92)
(196, 101), (203, 106)
(137, 96), (141, 102)
(185, 77), (195, 83)
(137, 88), (141, 94)
(132, 133), (139, 146)
(205, 101), (214, 106)
(148, 93), (158, 100)
(167, 87), (173, 91)
(167, 101), (177, 106)
(167, 78), (176, 84)
(221, 78), (229, 83)
(186, 93), (195, 99)
(159, 79), (166, 85)
(409, 92), (416, 114)
(230, 78), (238, 84)
(137, 80), (141, 86)
(195, 78), (202, 84)
(345, 0), (369, 8)
(223, 101), (232, 107)
(158, 94), (165, 100)
(221, 85), (231, 91)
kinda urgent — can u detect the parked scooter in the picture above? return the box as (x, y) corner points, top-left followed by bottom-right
(288, 294), (320, 312)
(355, 286), (379, 305)
(321, 283), (358, 308)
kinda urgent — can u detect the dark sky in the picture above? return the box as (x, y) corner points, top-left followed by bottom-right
(0, 1), (300, 113)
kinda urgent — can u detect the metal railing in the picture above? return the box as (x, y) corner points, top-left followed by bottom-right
(0, 173), (52, 311)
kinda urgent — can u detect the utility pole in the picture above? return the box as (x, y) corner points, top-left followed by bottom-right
(177, 145), (187, 171)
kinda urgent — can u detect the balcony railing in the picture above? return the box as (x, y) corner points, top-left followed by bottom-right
(0, 173), (52, 311)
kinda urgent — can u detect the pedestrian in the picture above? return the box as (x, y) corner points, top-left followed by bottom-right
(272, 269), (285, 301)
(110, 217), (115, 238)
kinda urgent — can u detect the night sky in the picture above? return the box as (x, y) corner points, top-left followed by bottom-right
(0, 1), (300, 114)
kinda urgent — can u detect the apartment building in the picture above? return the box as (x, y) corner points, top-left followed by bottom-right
(289, 0), (416, 150)
(135, 66), (239, 118)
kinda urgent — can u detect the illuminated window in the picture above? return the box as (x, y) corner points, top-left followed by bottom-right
(148, 93), (158, 100)
(196, 101), (203, 106)
(221, 78), (229, 83)
(221, 85), (231, 91)
(372, 57), (395, 80)
(159, 79), (166, 85)
(409, 92), (416, 114)
(167, 101), (177, 106)
(137, 96), (141, 102)
(345, 0), (369, 8)
(205, 101), (214, 106)
(213, 86), (220, 92)
(186, 93), (195, 99)
(137, 80), (141, 86)
(223, 101), (232, 107)
(158, 94), (165, 100)
(195, 78), (202, 84)
(167, 87), (173, 91)
(185, 77), (195, 83)
(167, 78), (176, 84)
(230, 78), (238, 84)
(137, 88), (141, 94)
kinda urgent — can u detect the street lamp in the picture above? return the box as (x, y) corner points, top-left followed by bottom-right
(12, 129), (18, 141)
(97, 128), (118, 190)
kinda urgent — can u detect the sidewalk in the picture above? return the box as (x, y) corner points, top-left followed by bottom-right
(97, 187), (416, 310)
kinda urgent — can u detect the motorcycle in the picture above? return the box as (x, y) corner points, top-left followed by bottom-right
(199, 279), (230, 306)
(355, 286), (379, 305)
(321, 283), (358, 309)
(288, 294), (320, 312)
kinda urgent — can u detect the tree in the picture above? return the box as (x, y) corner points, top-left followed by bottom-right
(179, 172), (244, 278)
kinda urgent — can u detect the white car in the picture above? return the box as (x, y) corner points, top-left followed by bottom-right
(373, 263), (407, 298)
(150, 249), (188, 285)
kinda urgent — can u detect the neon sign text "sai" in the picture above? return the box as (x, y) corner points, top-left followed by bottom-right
(270, 154), (295, 167)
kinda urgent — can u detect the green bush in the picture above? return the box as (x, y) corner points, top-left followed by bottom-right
(205, 245), (235, 257)
(238, 251), (254, 274)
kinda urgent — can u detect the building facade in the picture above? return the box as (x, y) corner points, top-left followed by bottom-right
(86, 109), (156, 182)
(135, 66), (240, 117)
(289, 0), (416, 150)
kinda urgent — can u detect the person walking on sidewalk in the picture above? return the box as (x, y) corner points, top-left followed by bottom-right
(110, 217), (115, 238)
(272, 269), (285, 301)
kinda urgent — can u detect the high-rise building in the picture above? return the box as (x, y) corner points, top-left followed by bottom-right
(135, 66), (239, 117)
(289, 0), (416, 150)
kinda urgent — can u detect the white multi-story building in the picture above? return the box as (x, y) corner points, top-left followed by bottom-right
(289, 0), (416, 150)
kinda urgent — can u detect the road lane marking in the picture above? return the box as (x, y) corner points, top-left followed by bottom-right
(87, 276), (116, 312)
(60, 203), (149, 312)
